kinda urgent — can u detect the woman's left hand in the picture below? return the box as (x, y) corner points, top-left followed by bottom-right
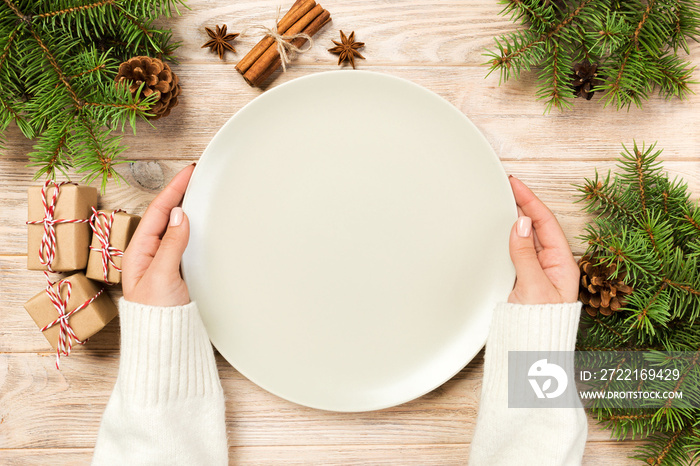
(122, 164), (195, 307)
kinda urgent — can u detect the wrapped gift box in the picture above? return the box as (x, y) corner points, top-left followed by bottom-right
(24, 272), (117, 350)
(86, 210), (141, 284)
(27, 183), (97, 271)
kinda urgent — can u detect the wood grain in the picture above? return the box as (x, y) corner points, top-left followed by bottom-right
(3, 66), (700, 165)
(0, 442), (646, 465)
(3, 0), (699, 463)
(0, 351), (638, 451)
(0, 159), (697, 259)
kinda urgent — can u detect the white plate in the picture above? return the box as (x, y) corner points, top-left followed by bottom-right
(182, 71), (516, 412)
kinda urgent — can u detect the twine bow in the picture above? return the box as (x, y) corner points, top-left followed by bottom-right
(41, 278), (104, 369)
(26, 180), (89, 272)
(243, 6), (314, 72)
(89, 207), (126, 284)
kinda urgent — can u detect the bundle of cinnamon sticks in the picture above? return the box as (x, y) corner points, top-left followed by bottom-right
(236, 0), (331, 87)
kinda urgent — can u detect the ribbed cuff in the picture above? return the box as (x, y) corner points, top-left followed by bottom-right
(489, 302), (582, 352)
(117, 298), (222, 405)
(482, 302), (582, 396)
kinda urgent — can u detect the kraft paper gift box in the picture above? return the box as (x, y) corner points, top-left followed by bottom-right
(27, 183), (97, 271)
(23, 272), (117, 350)
(86, 210), (141, 284)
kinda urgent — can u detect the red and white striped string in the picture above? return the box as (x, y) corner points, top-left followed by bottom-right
(41, 277), (104, 369)
(26, 180), (89, 272)
(89, 207), (126, 284)
(27, 180), (105, 369)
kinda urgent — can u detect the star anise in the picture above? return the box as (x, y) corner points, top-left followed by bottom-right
(572, 60), (602, 100)
(202, 24), (239, 60)
(328, 30), (365, 69)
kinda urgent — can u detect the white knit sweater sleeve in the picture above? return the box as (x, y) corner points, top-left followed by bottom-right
(469, 302), (588, 466)
(92, 298), (228, 466)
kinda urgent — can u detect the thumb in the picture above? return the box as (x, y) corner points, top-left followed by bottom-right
(151, 207), (190, 274)
(509, 216), (547, 287)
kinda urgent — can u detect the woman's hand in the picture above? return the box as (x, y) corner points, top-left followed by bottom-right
(122, 164), (195, 307)
(507, 176), (579, 305)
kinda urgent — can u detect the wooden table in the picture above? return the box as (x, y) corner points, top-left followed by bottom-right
(2, 1), (699, 464)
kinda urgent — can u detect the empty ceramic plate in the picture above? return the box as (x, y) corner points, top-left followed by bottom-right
(182, 71), (516, 412)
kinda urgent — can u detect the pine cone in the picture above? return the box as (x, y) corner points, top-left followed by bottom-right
(578, 254), (633, 317)
(115, 56), (181, 120)
(572, 60), (601, 100)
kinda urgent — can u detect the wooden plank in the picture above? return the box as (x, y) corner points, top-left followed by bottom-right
(166, 0), (700, 67)
(1, 158), (698, 259)
(174, 0), (511, 66)
(0, 440), (647, 465)
(226, 441), (644, 465)
(3, 65), (700, 164)
(0, 352), (629, 450)
(0, 449), (94, 465)
(2, 1), (697, 463)
(0, 351), (475, 449)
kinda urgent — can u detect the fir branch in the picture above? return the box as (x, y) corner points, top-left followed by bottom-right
(1, 0), (22, 18)
(71, 115), (127, 190)
(0, 25), (18, 71)
(655, 54), (696, 99)
(487, 0), (700, 111)
(602, 412), (656, 422)
(662, 278), (700, 298)
(640, 429), (686, 466)
(35, 0), (115, 19)
(67, 63), (106, 81)
(576, 173), (635, 221)
(661, 351), (700, 410)
(671, 0), (700, 53)
(504, 0), (555, 33)
(577, 142), (700, 464)
(26, 26), (82, 106)
(487, 0), (597, 84)
(680, 208), (700, 234)
(28, 122), (71, 179)
(536, 41), (574, 111)
(594, 316), (627, 342)
(0, 0), (183, 190)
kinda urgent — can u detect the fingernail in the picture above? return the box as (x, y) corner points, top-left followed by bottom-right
(170, 207), (183, 227)
(191, 162), (197, 167)
(516, 216), (531, 237)
(508, 174), (513, 179)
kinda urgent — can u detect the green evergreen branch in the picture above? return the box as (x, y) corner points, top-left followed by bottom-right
(0, 0), (183, 191)
(537, 41), (574, 111)
(577, 142), (700, 464)
(684, 215), (700, 233)
(67, 63), (106, 81)
(0, 25), (18, 70)
(487, 0), (700, 111)
(28, 122), (71, 179)
(576, 173), (635, 221)
(26, 26), (82, 106)
(72, 115), (127, 190)
(35, 0), (115, 19)
(637, 428), (686, 465)
(655, 54), (696, 99)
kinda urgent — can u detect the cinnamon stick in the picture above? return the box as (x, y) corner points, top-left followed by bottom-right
(253, 9), (331, 87)
(235, 0), (316, 75)
(242, 4), (325, 86)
